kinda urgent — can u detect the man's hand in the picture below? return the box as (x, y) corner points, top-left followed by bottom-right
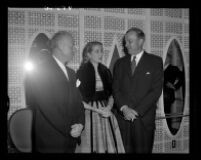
(130, 109), (139, 121)
(70, 124), (84, 138)
(122, 106), (138, 122)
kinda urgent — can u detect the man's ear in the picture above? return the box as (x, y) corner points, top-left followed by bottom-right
(87, 52), (91, 59)
(139, 38), (145, 48)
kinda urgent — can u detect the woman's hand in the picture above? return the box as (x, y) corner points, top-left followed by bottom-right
(82, 101), (91, 110)
(82, 101), (104, 114)
(105, 105), (112, 111)
(99, 107), (112, 118)
(82, 101), (112, 117)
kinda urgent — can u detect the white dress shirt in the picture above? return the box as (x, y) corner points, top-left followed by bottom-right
(120, 50), (144, 112)
(130, 50), (144, 65)
(52, 55), (69, 80)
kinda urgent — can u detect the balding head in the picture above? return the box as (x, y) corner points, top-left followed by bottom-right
(125, 27), (145, 55)
(50, 31), (75, 64)
(50, 31), (74, 51)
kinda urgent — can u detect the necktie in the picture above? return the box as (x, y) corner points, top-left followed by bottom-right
(131, 56), (136, 75)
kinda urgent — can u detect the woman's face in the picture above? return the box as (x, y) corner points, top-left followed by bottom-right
(88, 45), (103, 64)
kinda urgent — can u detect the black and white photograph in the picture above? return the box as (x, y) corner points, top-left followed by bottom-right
(4, 7), (192, 154)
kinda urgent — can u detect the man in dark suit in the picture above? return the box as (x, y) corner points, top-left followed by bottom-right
(112, 27), (163, 153)
(25, 31), (85, 153)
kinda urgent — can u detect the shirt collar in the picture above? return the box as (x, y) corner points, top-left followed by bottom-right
(52, 55), (69, 80)
(131, 50), (144, 64)
(52, 55), (68, 75)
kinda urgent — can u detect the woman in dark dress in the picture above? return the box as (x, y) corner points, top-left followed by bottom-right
(75, 41), (125, 153)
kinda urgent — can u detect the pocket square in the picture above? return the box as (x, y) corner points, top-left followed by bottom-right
(76, 79), (81, 87)
(146, 72), (151, 75)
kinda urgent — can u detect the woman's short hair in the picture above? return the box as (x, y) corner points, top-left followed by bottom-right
(81, 41), (103, 65)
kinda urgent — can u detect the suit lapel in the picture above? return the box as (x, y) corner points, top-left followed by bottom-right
(124, 55), (133, 78)
(47, 54), (70, 85)
(131, 52), (148, 79)
(66, 67), (75, 85)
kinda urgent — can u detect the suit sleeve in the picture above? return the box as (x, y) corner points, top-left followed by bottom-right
(135, 58), (164, 117)
(75, 87), (85, 127)
(112, 60), (132, 110)
(24, 70), (70, 137)
(68, 69), (85, 126)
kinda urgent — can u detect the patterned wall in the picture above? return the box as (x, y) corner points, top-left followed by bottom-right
(8, 8), (189, 153)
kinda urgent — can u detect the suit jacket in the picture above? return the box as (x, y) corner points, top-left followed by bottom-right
(24, 50), (85, 153)
(112, 51), (163, 130)
(76, 61), (113, 103)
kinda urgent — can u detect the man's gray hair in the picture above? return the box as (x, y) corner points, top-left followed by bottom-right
(49, 31), (73, 51)
(126, 27), (145, 40)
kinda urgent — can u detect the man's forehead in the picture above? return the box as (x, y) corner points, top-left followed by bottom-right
(125, 31), (138, 39)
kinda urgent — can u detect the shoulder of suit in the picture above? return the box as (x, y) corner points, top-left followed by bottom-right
(115, 55), (129, 65)
(145, 52), (163, 64)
